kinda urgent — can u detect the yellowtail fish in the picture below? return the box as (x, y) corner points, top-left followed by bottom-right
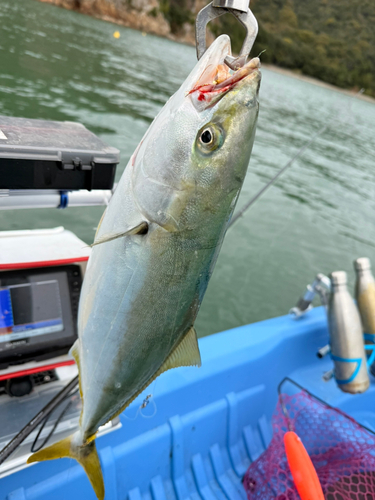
(27, 34), (261, 499)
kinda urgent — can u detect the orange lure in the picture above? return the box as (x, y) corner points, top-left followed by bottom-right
(284, 431), (325, 500)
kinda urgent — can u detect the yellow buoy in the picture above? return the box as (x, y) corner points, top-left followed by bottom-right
(113, 31), (120, 39)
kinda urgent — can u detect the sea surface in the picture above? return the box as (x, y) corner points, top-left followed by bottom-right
(1, 0), (375, 337)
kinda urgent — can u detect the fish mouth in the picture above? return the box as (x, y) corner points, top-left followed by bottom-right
(188, 56), (260, 109)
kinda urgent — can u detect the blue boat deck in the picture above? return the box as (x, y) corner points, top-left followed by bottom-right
(3, 307), (375, 500)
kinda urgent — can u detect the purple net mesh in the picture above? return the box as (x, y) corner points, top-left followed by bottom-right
(243, 390), (375, 500)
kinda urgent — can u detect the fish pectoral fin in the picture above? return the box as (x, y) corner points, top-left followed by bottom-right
(159, 326), (202, 375)
(90, 221), (149, 247)
(27, 434), (104, 500)
(94, 208), (106, 240)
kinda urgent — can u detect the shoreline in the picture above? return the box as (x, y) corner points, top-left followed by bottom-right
(36, 0), (375, 105)
(263, 64), (375, 104)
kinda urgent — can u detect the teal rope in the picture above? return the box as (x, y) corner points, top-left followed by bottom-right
(331, 354), (362, 385)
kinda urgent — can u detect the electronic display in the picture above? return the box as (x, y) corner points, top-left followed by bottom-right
(0, 279), (64, 342)
(0, 266), (81, 369)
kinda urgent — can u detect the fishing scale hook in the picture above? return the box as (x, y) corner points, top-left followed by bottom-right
(195, 0), (258, 70)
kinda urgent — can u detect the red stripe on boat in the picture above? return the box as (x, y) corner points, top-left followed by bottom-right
(0, 256), (89, 271)
(0, 360), (76, 381)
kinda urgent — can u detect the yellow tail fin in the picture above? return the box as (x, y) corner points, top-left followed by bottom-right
(27, 434), (104, 500)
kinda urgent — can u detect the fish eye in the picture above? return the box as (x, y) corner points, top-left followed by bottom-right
(197, 124), (223, 154)
(201, 129), (212, 144)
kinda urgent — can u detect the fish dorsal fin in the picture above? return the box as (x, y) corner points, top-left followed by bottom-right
(70, 340), (83, 399)
(157, 326), (201, 376)
(91, 221), (148, 248)
(70, 339), (79, 363)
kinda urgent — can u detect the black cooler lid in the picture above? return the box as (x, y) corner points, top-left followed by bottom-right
(0, 116), (120, 190)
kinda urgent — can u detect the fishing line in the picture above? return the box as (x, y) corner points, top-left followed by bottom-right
(228, 88), (365, 229)
(139, 395), (158, 419)
(122, 394), (157, 421)
(139, 376), (158, 418)
(122, 406), (142, 421)
(123, 378), (159, 421)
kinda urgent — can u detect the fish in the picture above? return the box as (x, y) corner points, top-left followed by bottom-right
(27, 34), (261, 499)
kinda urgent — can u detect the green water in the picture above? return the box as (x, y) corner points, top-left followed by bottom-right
(1, 0), (375, 338)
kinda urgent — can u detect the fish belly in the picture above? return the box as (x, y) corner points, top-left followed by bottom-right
(77, 224), (218, 440)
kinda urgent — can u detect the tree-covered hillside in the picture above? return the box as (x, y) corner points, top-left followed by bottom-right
(42, 0), (375, 97)
(212, 0), (375, 96)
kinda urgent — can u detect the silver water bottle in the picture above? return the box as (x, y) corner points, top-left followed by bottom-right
(354, 257), (375, 374)
(328, 271), (369, 394)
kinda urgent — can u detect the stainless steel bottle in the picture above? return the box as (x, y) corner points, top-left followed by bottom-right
(354, 257), (375, 374)
(354, 258), (375, 336)
(328, 271), (369, 394)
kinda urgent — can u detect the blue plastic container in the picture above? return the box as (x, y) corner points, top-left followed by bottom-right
(2, 307), (375, 500)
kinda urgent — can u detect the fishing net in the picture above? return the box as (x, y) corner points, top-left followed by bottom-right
(243, 389), (375, 499)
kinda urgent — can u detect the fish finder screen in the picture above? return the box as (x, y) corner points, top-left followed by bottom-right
(0, 266), (80, 367)
(0, 279), (64, 342)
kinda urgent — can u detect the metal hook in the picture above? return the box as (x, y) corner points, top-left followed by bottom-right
(195, 0), (258, 70)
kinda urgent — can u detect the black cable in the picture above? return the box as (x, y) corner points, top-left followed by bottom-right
(31, 387), (79, 453)
(0, 375), (78, 465)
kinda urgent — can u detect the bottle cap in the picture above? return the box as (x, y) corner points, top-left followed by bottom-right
(354, 257), (371, 271)
(330, 271), (347, 286)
